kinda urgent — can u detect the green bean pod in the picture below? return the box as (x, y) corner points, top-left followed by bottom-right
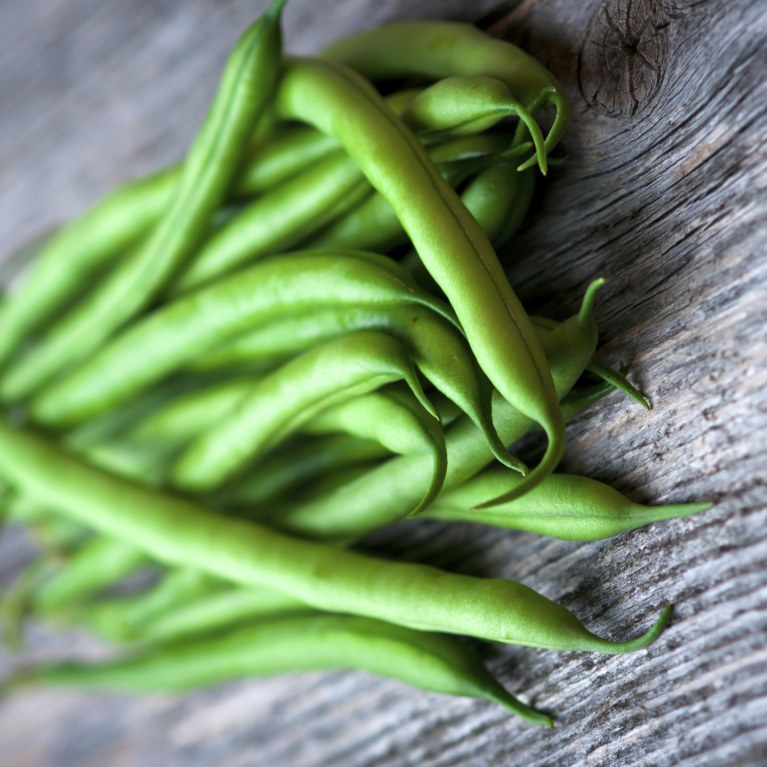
(402, 76), (548, 173)
(233, 125), (340, 195)
(276, 57), (566, 501)
(324, 20), (570, 163)
(127, 587), (307, 646)
(31, 537), (147, 613)
(0, 418), (671, 652)
(402, 160), (536, 291)
(179, 302), (519, 474)
(303, 387), (447, 515)
(0, 0), (287, 401)
(424, 468), (712, 539)
(30, 251), (452, 427)
(304, 133), (515, 253)
(10, 614), (551, 725)
(171, 331), (435, 493)
(269, 283), (602, 539)
(170, 149), (372, 293)
(219, 434), (390, 510)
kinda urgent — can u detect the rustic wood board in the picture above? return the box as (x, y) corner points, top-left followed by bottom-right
(1, 0), (766, 765)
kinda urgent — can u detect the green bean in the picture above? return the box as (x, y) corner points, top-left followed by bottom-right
(233, 125), (340, 196)
(324, 20), (570, 164)
(175, 301), (518, 474)
(303, 387), (447, 515)
(530, 315), (650, 409)
(170, 149), (372, 293)
(31, 251), (451, 427)
(402, 160), (536, 291)
(171, 331), (435, 493)
(1, 0), (287, 401)
(31, 537), (147, 613)
(10, 614), (551, 725)
(305, 133), (514, 253)
(276, 57), (565, 501)
(131, 587), (307, 646)
(0, 418), (671, 652)
(266, 284), (601, 538)
(219, 434), (390, 510)
(402, 76), (547, 173)
(424, 468), (712, 539)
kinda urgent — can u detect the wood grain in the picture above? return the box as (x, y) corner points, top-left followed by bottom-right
(1, 0), (766, 765)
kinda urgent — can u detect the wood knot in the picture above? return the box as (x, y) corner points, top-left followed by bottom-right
(577, 0), (671, 118)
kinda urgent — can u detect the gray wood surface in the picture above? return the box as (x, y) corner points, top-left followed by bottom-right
(1, 0), (766, 765)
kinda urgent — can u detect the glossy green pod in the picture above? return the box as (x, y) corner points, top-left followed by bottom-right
(0, 418), (670, 653)
(425, 468), (712, 539)
(30, 251), (451, 427)
(171, 331), (435, 493)
(11, 614), (552, 726)
(276, 56), (566, 503)
(324, 20), (570, 161)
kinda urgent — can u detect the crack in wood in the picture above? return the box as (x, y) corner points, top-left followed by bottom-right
(578, 0), (672, 117)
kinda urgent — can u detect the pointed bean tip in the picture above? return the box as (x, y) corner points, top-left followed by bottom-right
(267, 0), (290, 19)
(578, 278), (606, 326)
(489, 690), (553, 727)
(606, 604), (673, 654)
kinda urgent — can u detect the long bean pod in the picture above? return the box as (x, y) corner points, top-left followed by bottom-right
(10, 614), (552, 725)
(0, 419), (670, 652)
(31, 251), (451, 426)
(171, 331), (435, 493)
(276, 57), (565, 501)
(324, 20), (570, 162)
(424, 468), (712, 539)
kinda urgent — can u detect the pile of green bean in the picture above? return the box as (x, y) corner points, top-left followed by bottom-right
(0, 1), (710, 727)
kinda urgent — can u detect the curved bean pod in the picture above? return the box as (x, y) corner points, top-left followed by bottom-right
(0, 419), (671, 653)
(276, 57), (565, 500)
(303, 387), (447, 515)
(403, 76), (547, 173)
(180, 302), (519, 473)
(305, 133), (516, 253)
(402, 160), (536, 292)
(324, 20), (570, 161)
(171, 331), (435, 493)
(266, 284), (601, 539)
(11, 614), (551, 725)
(31, 251), (450, 427)
(424, 468), (712, 539)
(1, 0), (287, 401)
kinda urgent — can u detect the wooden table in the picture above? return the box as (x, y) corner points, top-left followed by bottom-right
(1, 1), (765, 765)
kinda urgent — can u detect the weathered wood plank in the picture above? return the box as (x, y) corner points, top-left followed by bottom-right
(1, 0), (766, 765)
